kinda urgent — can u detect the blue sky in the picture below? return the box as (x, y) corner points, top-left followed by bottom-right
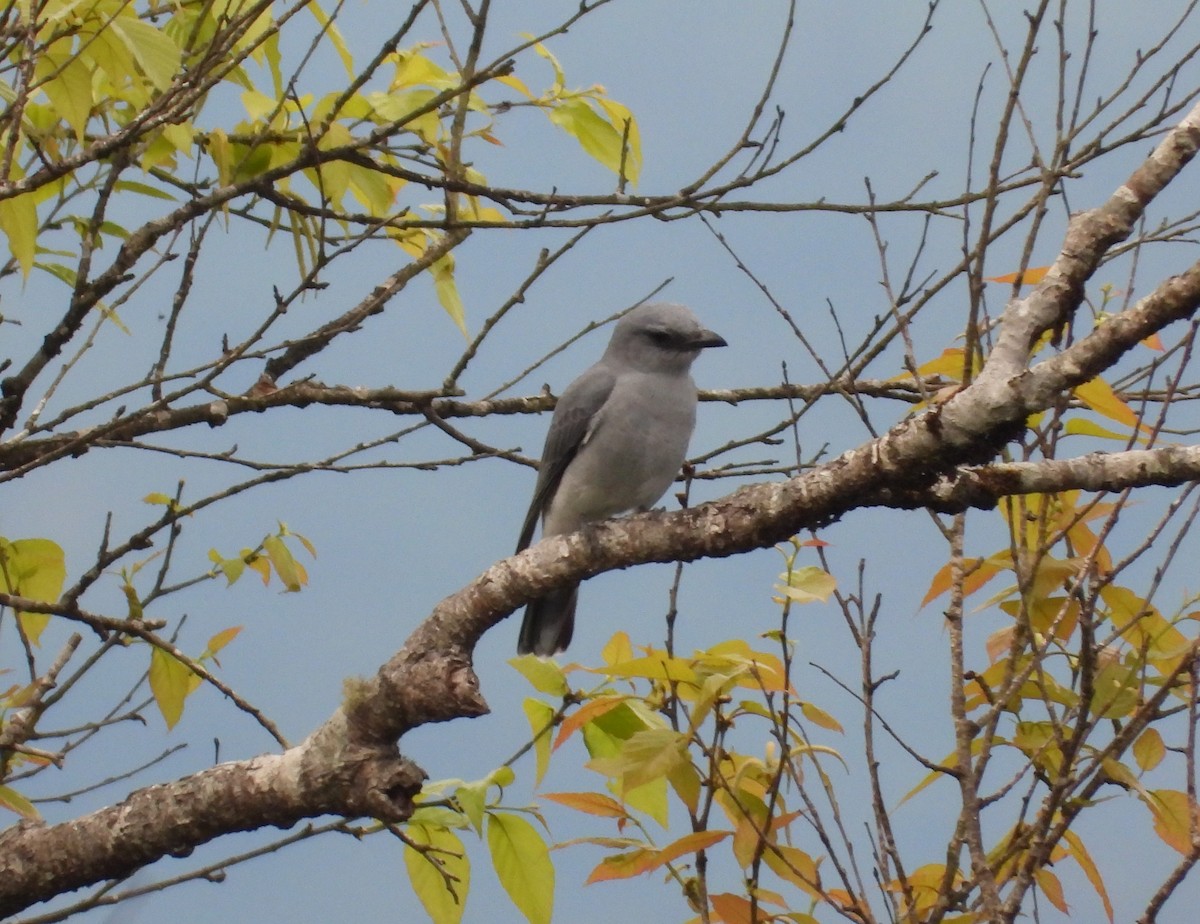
(6, 2), (1200, 922)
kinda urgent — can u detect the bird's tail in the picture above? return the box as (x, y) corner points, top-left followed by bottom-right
(517, 585), (578, 656)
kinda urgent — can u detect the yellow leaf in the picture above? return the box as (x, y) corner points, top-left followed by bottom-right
(35, 49), (94, 142)
(531, 41), (565, 91)
(511, 655), (568, 696)
(404, 823), (469, 924)
(587, 654), (698, 684)
(263, 534), (306, 592)
(601, 630), (634, 666)
(1061, 829), (1113, 923)
(1034, 868), (1069, 914)
(1074, 376), (1138, 429)
(0, 784), (39, 819)
(307, 2), (354, 78)
(763, 844), (822, 899)
(1063, 417), (1140, 442)
(0, 537), (66, 645)
(108, 15), (181, 92)
(486, 813), (553, 924)
(431, 252), (468, 336)
(587, 727), (689, 794)
(546, 97), (630, 178)
(523, 698), (556, 785)
(800, 701), (843, 733)
(777, 565), (837, 604)
(149, 646), (195, 729)
(1133, 728), (1166, 772)
(592, 96), (641, 184)
(0, 190), (37, 278)
(1148, 789), (1198, 855)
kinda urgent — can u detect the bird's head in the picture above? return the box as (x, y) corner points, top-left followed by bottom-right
(604, 302), (727, 373)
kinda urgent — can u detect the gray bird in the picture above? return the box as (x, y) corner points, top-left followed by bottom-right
(516, 302), (727, 655)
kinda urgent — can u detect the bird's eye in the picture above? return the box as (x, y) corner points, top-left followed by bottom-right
(647, 330), (673, 346)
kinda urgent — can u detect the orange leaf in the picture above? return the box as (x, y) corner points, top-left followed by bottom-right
(709, 892), (755, 924)
(1034, 868), (1070, 915)
(552, 696), (626, 751)
(986, 266), (1050, 286)
(541, 791), (628, 819)
(921, 555), (1006, 607)
(585, 829), (729, 884)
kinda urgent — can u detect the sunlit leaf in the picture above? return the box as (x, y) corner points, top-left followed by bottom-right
(1063, 417), (1139, 442)
(510, 655), (568, 696)
(36, 49), (94, 142)
(587, 727), (689, 794)
(523, 698), (556, 784)
(263, 534), (306, 592)
(921, 553), (1008, 607)
(776, 565), (837, 604)
(547, 98), (629, 177)
(1074, 376), (1138, 429)
(404, 823), (470, 924)
(0, 537), (66, 644)
(486, 813), (553, 924)
(108, 15), (182, 92)
(149, 646), (196, 729)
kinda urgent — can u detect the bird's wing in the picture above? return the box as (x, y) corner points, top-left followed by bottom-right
(516, 365), (617, 553)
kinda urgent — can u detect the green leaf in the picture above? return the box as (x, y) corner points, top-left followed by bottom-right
(0, 784), (39, 819)
(108, 15), (181, 92)
(35, 49), (94, 142)
(511, 655), (569, 696)
(208, 548), (246, 586)
(262, 534), (306, 591)
(777, 565), (837, 604)
(149, 646), (196, 729)
(0, 537), (66, 644)
(523, 698), (556, 785)
(404, 823), (470, 924)
(547, 98), (628, 177)
(0, 191), (37, 277)
(431, 253), (468, 335)
(486, 813), (554, 924)
(592, 96), (641, 184)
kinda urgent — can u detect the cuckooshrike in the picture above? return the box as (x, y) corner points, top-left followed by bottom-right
(515, 302), (726, 655)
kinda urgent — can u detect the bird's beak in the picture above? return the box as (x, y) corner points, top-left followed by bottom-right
(693, 329), (727, 349)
